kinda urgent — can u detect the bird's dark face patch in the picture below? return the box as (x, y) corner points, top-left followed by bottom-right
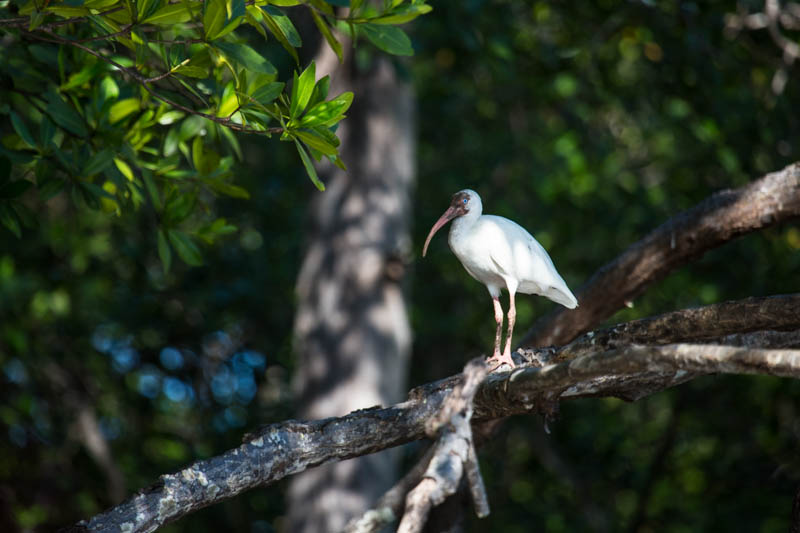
(450, 192), (471, 216)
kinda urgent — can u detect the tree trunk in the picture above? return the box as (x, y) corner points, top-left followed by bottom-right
(287, 41), (416, 532)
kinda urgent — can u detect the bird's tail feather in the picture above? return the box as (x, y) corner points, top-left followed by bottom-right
(545, 285), (578, 309)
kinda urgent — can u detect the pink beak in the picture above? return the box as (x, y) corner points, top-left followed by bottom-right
(423, 206), (458, 257)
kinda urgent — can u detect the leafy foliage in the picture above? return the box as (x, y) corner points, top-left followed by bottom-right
(0, 0), (431, 269)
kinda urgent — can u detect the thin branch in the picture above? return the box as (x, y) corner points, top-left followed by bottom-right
(520, 162), (800, 348)
(397, 359), (489, 533)
(0, 6), (124, 29)
(20, 29), (283, 136)
(343, 445), (437, 533)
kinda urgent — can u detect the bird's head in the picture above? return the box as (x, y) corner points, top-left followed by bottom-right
(422, 189), (481, 257)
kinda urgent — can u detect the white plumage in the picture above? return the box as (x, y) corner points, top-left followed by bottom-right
(423, 189), (577, 368)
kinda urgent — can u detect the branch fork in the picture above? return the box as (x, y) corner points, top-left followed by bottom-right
(397, 359), (490, 533)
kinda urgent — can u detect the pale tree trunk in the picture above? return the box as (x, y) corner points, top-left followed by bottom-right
(287, 39), (416, 532)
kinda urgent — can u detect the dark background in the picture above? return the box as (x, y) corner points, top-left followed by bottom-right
(2, 1), (800, 531)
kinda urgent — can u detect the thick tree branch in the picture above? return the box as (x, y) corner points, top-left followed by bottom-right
(534, 293), (800, 364)
(520, 163), (800, 348)
(70, 328), (800, 532)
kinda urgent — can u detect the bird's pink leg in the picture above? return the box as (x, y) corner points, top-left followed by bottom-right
(497, 290), (517, 368)
(491, 296), (503, 359)
(487, 294), (516, 369)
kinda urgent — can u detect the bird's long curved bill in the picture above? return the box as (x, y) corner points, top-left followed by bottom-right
(422, 207), (457, 257)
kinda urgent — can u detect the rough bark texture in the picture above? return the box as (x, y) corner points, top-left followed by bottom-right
(520, 162), (800, 348)
(68, 295), (800, 532)
(288, 39), (416, 532)
(538, 293), (800, 364)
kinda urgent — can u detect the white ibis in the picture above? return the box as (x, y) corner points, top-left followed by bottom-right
(423, 190), (578, 369)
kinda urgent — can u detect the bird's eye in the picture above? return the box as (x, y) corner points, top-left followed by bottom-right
(462, 198), (468, 204)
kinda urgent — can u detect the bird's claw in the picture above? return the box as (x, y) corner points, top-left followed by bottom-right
(486, 352), (516, 370)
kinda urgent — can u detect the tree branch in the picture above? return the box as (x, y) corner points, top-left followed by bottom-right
(532, 293), (800, 365)
(343, 445), (437, 533)
(520, 162), (800, 348)
(397, 359), (489, 533)
(68, 326), (800, 532)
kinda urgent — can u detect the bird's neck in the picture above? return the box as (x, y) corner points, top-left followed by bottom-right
(448, 210), (481, 244)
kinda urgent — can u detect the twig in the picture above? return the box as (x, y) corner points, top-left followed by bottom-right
(397, 359), (490, 533)
(342, 445), (436, 533)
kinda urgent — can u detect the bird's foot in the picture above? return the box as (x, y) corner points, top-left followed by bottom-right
(486, 350), (516, 370)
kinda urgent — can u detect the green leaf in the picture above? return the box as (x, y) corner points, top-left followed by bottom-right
(85, 0), (122, 8)
(10, 112), (37, 149)
(204, 178), (250, 198)
(204, 0), (245, 40)
(168, 229), (203, 266)
(260, 7), (299, 63)
(371, 4), (432, 24)
(204, 0), (227, 40)
(360, 23), (414, 56)
(250, 81), (284, 106)
(164, 191), (196, 225)
(0, 205), (21, 238)
(142, 3), (196, 24)
(13, 202), (36, 229)
(61, 59), (102, 90)
(29, 11), (47, 31)
(79, 182), (102, 210)
(173, 65), (208, 78)
(109, 98), (140, 123)
(216, 82), (240, 117)
(294, 139), (325, 191)
(307, 75), (330, 109)
(300, 92), (353, 127)
(263, 5), (302, 46)
(311, 125), (340, 147)
(45, 6), (90, 17)
(142, 170), (161, 210)
(137, 0), (161, 21)
(38, 178), (66, 200)
(215, 42), (277, 75)
(45, 89), (88, 137)
(114, 158), (135, 181)
(39, 117), (56, 148)
(193, 137), (221, 175)
(311, 10), (343, 63)
(295, 130), (337, 155)
(83, 149), (115, 177)
(157, 229), (172, 274)
(0, 180), (33, 199)
(307, 0), (333, 16)
(192, 136), (204, 173)
(290, 61), (316, 118)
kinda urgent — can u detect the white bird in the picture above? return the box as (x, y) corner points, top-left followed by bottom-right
(423, 189), (578, 369)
